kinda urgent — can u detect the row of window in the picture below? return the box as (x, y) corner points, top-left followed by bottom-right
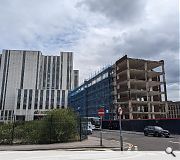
(17, 89), (66, 110)
(42, 55), (72, 90)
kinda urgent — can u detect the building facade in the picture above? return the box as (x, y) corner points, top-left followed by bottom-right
(115, 55), (168, 119)
(68, 67), (114, 119)
(167, 101), (180, 118)
(69, 55), (168, 120)
(0, 49), (78, 121)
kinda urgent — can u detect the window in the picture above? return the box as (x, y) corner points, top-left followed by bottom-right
(52, 56), (56, 88)
(43, 56), (47, 88)
(39, 90), (43, 109)
(17, 89), (21, 109)
(51, 90), (54, 109)
(34, 90), (39, 109)
(23, 90), (27, 109)
(28, 89), (32, 109)
(57, 90), (60, 108)
(56, 56), (60, 89)
(61, 90), (65, 107)
(45, 90), (49, 109)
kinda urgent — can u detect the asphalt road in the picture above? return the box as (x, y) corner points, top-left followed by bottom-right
(91, 130), (180, 151)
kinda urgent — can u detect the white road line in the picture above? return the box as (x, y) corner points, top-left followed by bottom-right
(169, 141), (180, 144)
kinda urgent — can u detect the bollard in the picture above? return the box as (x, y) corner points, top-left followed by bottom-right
(127, 146), (132, 151)
(134, 146), (138, 151)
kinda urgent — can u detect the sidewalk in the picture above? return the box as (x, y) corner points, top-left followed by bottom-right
(0, 136), (130, 151)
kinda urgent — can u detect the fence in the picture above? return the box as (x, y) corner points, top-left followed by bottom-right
(103, 119), (180, 134)
(0, 116), (88, 145)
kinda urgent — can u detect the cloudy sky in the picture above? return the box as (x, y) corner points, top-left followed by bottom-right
(0, 0), (179, 101)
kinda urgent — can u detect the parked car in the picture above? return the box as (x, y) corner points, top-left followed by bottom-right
(144, 126), (170, 138)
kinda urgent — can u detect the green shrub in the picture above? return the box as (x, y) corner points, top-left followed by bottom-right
(39, 109), (78, 143)
(0, 109), (78, 144)
(0, 123), (13, 144)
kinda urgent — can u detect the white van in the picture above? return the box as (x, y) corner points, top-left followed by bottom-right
(87, 122), (94, 134)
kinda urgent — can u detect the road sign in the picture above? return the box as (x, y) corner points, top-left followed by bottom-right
(118, 107), (122, 115)
(98, 108), (105, 117)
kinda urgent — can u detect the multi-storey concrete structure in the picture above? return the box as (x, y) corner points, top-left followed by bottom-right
(115, 55), (168, 119)
(69, 55), (168, 120)
(0, 49), (78, 121)
(167, 101), (180, 118)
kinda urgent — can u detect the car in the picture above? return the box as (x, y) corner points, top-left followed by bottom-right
(144, 126), (170, 138)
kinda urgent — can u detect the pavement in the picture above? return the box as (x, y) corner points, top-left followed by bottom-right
(0, 136), (131, 151)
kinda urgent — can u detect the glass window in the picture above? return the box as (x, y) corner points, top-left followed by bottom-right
(43, 56), (47, 88)
(28, 89), (32, 109)
(34, 90), (39, 109)
(57, 90), (60, 108)
(23, 90), (27, 109)
(45, 90), (49, 109)
(39, 90), (43, 109)
(51, 90), (54, 109)
(17, 89), (21, 109)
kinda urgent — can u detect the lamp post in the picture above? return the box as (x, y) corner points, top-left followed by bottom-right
(77, 107), (82, 141)
(117, 106), (123, 151)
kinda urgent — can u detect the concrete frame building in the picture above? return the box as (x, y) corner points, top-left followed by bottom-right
(69, 55), (168, 120)
(0, 49), (78, 121)
(115, 55), (168, 119)
(167, 101), (180, 118)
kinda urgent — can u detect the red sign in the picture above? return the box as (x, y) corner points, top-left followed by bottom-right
(118, 107), (123, 115)
(98, 108), (105, 117)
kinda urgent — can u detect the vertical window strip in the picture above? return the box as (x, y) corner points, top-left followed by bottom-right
(2, 51), (11, 111)
(39, 90), (43, 109)
(23, 90), (27, 110)
(51, 90), (54, 109)
(45, 90), (49, 109)
(60, 54), (63, 89)
(56, 56), (60, 89)
(0, 51), (8, 110)
(57, 90), (60, 109)
(20, 51), (26, 89)
(52, 56), (56, 88)
(61, 90), (65, 107)
(67, 54), (69, 90)
(43, 56), (47, 88)
(28, 89), (32, 109)
(47, 56), (51, 88)
(35, 52), (40, 89)
(17, 89), (21, 109)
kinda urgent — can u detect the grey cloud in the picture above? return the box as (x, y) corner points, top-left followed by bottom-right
(80, 0), (146, 23)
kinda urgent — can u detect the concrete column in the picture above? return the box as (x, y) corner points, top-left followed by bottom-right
(162, 62), (167, 101)
(129, 101), (133, 119)
(127, 59), (132, 119)
(145, 62), (151, 119)
(127, 59), (130, 89)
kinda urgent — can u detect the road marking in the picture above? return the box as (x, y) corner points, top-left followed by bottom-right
(169, 141), (180, 144)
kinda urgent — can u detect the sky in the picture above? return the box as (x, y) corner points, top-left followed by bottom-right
(0, 0), (179, 101)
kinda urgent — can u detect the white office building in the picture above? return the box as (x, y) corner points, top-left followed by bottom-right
(0, 49), (79, 121)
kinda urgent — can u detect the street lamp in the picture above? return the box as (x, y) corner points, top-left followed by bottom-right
(117, 106), (123, 151)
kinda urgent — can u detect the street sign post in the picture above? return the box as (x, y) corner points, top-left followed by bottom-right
(118, 106), (123, 151)
(98, 108), (104, 146)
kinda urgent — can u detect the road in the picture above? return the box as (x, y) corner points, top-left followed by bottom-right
(91, 130), (180, 151)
